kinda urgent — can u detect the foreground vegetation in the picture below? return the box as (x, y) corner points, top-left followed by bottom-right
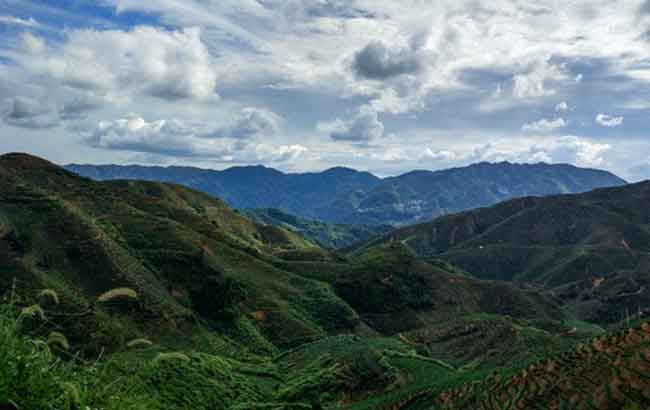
(2, 293), (649, 410)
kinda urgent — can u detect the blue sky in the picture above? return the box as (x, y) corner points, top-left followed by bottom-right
(0, 0), (649, 180)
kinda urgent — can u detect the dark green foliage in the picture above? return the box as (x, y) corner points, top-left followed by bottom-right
(2, 153), (649, 410)
(142, 353), (267, 410)
(334, 244), (563, 334)
(0, 153), (356, 353)
(244, 208), (392, 249)
(360, 181), (650, 324)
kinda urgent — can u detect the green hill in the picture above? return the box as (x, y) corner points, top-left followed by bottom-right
(356, 181), (650, 324)
(1, 153), (648, 410)
(244, 208), (392, 249)
(0, 152), (356, 355)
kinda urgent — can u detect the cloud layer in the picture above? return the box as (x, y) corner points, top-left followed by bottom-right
(352, 40), (422, 80)
(19, 27), (217, 101)
(1, 1), (650, 180)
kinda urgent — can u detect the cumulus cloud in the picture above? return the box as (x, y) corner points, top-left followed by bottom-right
(60, 93), (107, 120)
(420, 148), (458, 162)
(352, 40), (423, 80)
(84, 115), (304, 163)
(469, 136), (611, 168)
(546, 136), (611, 167)
(318, 106), (384, 142)
(512, 61), (567, 99)
(219, 108), (282, 139)
(555, 101), (569, 112)
(20, 27), (217, 100)
(83, 106), (284, 158)
(251, 143), (308, 163)
(87, 116), (205, 156)
(595, 113), (624, 127)
(2, 96), (59, 129)
(4, 1), (650, 176)
(521, 117), (567, 133)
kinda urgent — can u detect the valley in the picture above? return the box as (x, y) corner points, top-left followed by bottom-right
(0, 153), (648, 410)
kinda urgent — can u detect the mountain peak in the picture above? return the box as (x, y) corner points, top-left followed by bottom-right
(0, 152), (59, 171)
(221, 164), (285, 177)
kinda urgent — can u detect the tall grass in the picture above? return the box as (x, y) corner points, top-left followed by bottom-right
(0, 304), (156, 410)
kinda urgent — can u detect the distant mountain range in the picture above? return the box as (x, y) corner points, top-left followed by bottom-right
(65, 161), (627, 226)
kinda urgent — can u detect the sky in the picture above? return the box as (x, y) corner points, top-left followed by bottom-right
(0, 0), (650, 180)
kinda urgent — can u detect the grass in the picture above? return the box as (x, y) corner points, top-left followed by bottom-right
(0, 304), (155, 410)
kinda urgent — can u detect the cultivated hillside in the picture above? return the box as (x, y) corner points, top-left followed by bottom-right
(244, 208), (392, 249)
(1, 153), (561, 351)
(66, 161), (626, 226)
(359, 181), (650, 323)
(1, 153), (648, 410)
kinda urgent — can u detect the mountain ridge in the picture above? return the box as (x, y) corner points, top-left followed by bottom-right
(65, 160), (627, 226)
(355, 180), (650, 324)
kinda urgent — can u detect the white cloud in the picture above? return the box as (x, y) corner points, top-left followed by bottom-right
(555, 101), (569, 112)
(252, 143), (308, 163)
(420, 148), (458, 161)
(60, 92), (109, 120)
(547, 136), (611, 167)
(2, 96), (59, 129)
(512, 61), (567, 99)
(219, 107), (282, 139)
(111, 0), (643, 114)
(3, 1), (650, 177)
(0, 15), (40, 27)
(83, 112), (297, 162)
(470, 136), (611, 168)
(318, 106), (384, 142)
(19, 27), (218, 101)
(595, 113), (624, 127)
(352, 40), (423, 80)
(521, 117), (567, 133)
(21, 32), (46, 54)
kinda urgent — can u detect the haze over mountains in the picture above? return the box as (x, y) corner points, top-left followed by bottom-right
(66, 161), (626, 226)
